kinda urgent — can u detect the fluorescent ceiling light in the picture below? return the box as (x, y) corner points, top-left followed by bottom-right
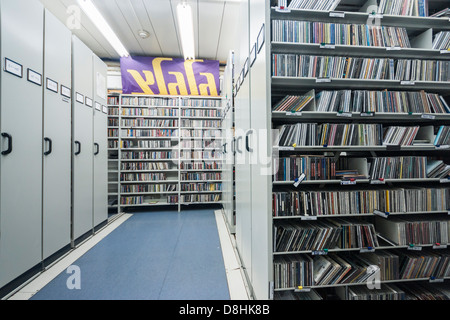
(77, 0), (130, 57)
(177, 2), (195, 60)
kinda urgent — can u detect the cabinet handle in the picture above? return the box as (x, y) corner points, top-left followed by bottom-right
(94, 143), (100, 155)
(246, 130), (254, 153)
(44, 137), (53, 156)
(1, 133), (12, 155)
(236, 136), (243, 154)
(74, 141), (81, 155)
(223, 143), (227, 154)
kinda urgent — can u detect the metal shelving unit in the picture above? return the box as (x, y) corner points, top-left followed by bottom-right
(233, 0), (450, 301)
(107, 94), (224, 213)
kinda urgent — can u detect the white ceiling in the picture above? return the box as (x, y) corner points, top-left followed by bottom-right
(40, 0), (240, 63)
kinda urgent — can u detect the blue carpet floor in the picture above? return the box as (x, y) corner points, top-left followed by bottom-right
(31, 209), (230, 300)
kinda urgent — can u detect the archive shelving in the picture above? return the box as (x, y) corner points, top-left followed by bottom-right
(106, 94), (224, 213)
(0, 0), (108, 292)
(222, 50), (237, 234)
(107, 94), (120, 214)
(233, 0), (450, 300)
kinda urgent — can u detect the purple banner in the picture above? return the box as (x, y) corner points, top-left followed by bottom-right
(120, 56), (220, 97)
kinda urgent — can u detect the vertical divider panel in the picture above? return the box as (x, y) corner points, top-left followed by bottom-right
(72, 36), (94, 241)
(410, 28), (433, 49)
(0, 0), (44, 288)
(93, 55), (108, 228)
(249, 0), (272, 300)
(42, 9), (72, 259)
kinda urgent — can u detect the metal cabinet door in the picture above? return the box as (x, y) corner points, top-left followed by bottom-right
(249, 0), (272, 300)
(234, 0), (253, 290)
(72, 36), (94, 241)
(0, 0), (44, 288)
(42, 9), (72, 260)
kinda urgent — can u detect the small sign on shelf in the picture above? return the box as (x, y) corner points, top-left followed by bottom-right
(316, 78), (331, 83)
(408, 244), (422, 251)
(4, 58), (23, 78)
(61, 86), (71, 99)
(27, 69), (42, 86)
(440, 177), (450, 183)
(312, 249), (328, 256)
(286, 111), (302, 116)
(421, 114), (435, 120)
(341, 179), (356, 185)
(320, 43), (336, 49)
(293, 173), (306, 187)
(329, 11), (345, 18)
(429, 277), (444, 283)
(46, 78), (58, 93)
(336, 112), (352, 118)
(300, 216), (317, 221)
(76, 92), (84, 104)
(278, 146), (295, 151)
(295, 286), (311, 292)
(374, 210), (389, 218)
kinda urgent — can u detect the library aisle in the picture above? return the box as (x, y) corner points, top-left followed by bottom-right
(7, 210), (248, 300)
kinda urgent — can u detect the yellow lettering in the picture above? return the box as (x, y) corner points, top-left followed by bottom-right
(199, 72), (218, 96)
(168, 72), (188, 96)
(184, 60), (203, 96)
(152, 58), (172, 95)
(127, 69), (156, 95)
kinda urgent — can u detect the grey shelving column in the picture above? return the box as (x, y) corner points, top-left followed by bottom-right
(222, 50), (237, 234)
(118, 95), (181, 212)
(234, 0), (450, 300)
(112, 94), (224, 213)
(179, 96), (224, 208)
(107, 94), (120, 215)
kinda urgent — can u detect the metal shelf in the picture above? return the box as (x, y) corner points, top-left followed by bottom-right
(274, 145), (450, 152)
(272, 42), (450, 60)
(274, 276), (450, 292)
(180, 201), (223, 205)
(120, 169), (178, 173)
(272, 210), (450, 220)
(107, 93), (225, 214)
(272, 77), (450, 93)
(120, 180), (179, 184)
(120, 202), (178, 207)
(272, 111), (450, 122)
(120, 115), (179, 119)
(120, 191), (179, 195)
(273, 242), (450, 256)
(120, 159), (178, 162)
(180, 190), (223, 194)
(120, 136), (179, 140)
(270, 7), (450, 30)
(273, 178), (443, 186)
